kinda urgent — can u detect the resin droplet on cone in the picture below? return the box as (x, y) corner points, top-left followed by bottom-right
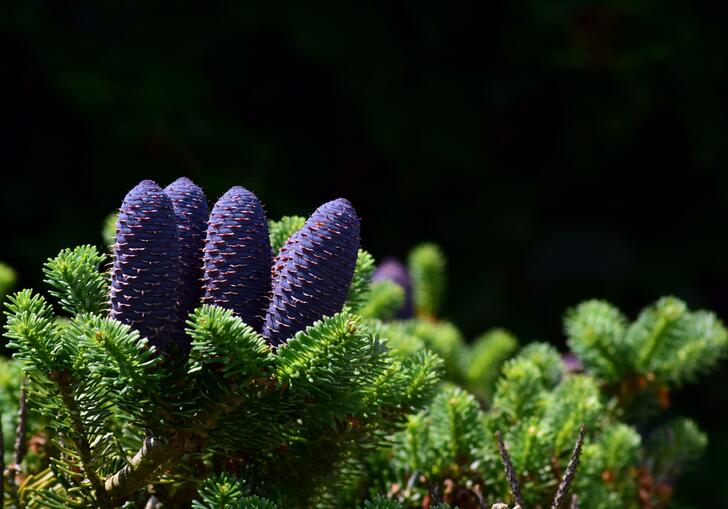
(372, 257), (414, 319)
(263, 198), (360, 345)
(164, 177), (209, 351)
(202, 186), (272, 332)
(110, 180), (180, 351)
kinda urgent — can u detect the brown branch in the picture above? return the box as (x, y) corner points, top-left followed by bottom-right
(13, 380), (28, 468)
(495, 431), (524, 508)
(551, 425), (586, 509)
(105, 435), (184, 505)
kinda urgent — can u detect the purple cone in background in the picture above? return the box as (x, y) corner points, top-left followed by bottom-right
(262, 198), (360, 346)
(202, 186), (271, 332)
(110, 180), (180, 351)
(562, 352), (583, 373)
(164, 177), (209, 351)
(372, 257), (414, 319)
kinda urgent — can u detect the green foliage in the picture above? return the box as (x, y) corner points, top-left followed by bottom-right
(565, 300), (628, 382)
(187, 305), (271, 383)
(646, 418), (707, 481)
(268, 215), (305, 252)
(464, 328), (518, 401)
(362, 496), (404, 509)
(362, 340), (647, 507)
(346, 250), (376, 312)
(3, 237), (727, 509)
(424, 386), (484, 475)
(358, 280), (405, 320)
(253, 313), (441, 507)
(492, 354), (550, 421)
(541, 375), (602, 454)
(273, 312), (387, 426)
(4, 290), (67, 375)
(0, 357), (23, 463)
(102, 212), (118, 248)
(567, 297), (728, 392)
(628, 298), (727, 385)
(517, 342), (564, 388)
(577, 423), (641, 509)
(408, 243), (446, 318)
(354, 286), (727, 508)
(2, 261), (443, 508)
(192, 474), (279, 509)
(43, 245), (108, 315)
(409, 320), (467, 384)
(0, 263), (16, 301)
(382, 385), (487, 507)
(5, 293), (121, 505)
(62, 314), (168, 427)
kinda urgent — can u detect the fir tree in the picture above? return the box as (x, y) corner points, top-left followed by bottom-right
(0, 179), (441, 509)
(0, 182), (725, 509)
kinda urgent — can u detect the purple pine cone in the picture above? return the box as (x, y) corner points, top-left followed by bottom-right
(110, 180), (180, 351)
(164, 177), (209, 350)
(263, 198), (360, 346)
(202, 186), (271, 332)
(372, 257), (414, 319)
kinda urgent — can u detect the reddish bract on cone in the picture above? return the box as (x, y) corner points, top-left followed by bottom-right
(110, 180), (180, 351)
(263, 198), (360, 346)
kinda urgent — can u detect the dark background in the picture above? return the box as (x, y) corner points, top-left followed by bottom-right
(2, 2), (728, 504)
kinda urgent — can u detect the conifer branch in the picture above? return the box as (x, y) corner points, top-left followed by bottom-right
(105, 374), (252, 504)
(495, 431), (524, 508)
(551, 425), (585, 509)
(54, 371), (113, 508)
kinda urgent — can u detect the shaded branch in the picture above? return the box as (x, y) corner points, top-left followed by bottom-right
(551, 425), (586, 509)
(55, 372), (113, 509)
(104, 382), (248, 505)
(4, 379), (28, 502)
(495, 431), (524, 508)
(105, 435), (184, 504)
(13, 380), (27, 468)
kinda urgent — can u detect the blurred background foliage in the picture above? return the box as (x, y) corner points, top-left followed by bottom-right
(2, 1), (728, 504)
